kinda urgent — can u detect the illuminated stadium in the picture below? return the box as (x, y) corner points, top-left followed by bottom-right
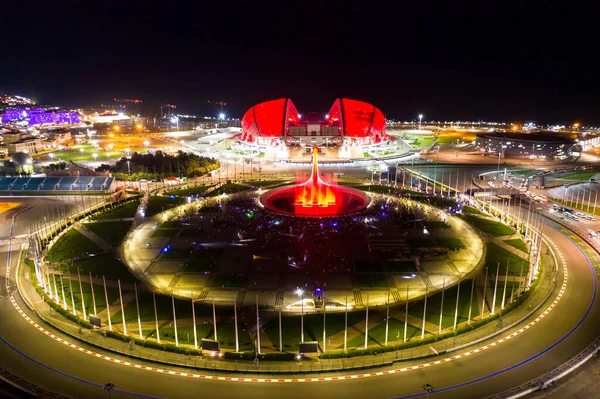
(239, 98), (388, 149)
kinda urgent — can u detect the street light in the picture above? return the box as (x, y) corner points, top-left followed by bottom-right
(92, 153), (98, 161)
(218, 113), (225, 120)
(419, 114), (423, 128)
(144, 140), (150, 147)
(79, 148), (85, 154)
(296, 288), (304, 342)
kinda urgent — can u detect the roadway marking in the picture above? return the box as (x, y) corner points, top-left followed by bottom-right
(5, 239), (569, 384)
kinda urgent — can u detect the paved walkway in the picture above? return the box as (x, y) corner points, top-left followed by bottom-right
(74, 224), (113, 253)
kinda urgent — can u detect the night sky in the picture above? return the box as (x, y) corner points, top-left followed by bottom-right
(0, 1), (598, 123)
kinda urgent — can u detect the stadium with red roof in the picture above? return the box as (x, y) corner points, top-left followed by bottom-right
(240, 98), (388, 148)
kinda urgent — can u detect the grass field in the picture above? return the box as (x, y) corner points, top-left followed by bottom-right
(426, 221), (449, 229)
(486, 242), (529, 275)
(48, 229), (101, 261)
(463, 206), (487, 216)
(491, 281), (520, 305)
(559, 170), (597, 181)
(409, 280), (480, 329)
(437, 238), (466, 249)
(112, 292), (228, 326)
(413, 136), (435, 148)
(38, 144), (129, 163)
(206, 183), (249, 197)
(170, 185), (212, 197)
(345, 318), (421, 349)
(460, 214), (515, 236)
(146, 196), (184, 217)
(54, 278), (120, 317)
(59, 254), (139, 283)
(90, 200), (141, 220)
(245, 180), (289, 187)
(84, 221), (132, 247)
(264, 312), (366, 351)
(511, 169), (536, 176)
(346, 184), (395, 194)
(504, 238), (529, 254)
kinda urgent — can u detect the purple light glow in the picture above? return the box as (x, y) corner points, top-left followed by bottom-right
(1, 108), (81, 125)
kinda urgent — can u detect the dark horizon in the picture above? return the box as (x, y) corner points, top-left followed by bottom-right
(1, 1), (598, 124)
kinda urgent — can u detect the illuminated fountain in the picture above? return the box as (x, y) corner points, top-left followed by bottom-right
(259, 147), (370, 217)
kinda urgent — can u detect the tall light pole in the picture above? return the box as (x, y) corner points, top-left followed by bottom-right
(297, 288), (304, 342)
(418, 114), (423, 129)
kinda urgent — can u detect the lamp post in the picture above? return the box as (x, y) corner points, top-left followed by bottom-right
(418, 114), (423, 129)
(297, 288), (304, 342)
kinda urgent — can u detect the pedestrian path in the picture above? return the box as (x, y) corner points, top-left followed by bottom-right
(74, 224), (113, 253)
(96, 292), (135, 322)
(388, 309), (438, 335)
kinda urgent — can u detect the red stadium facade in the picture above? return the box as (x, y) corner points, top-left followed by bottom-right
(240, 98), (388, 147)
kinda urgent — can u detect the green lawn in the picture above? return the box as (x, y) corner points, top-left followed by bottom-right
(426, 221), (449, 229)
(460, 214), (515, 236)
(143, 325), (213, 345)
(511, 169), (537, 177)
(48, 229), (102, 262)
(112, 292), (227, 325)
(170, 185), (212, 197)
(143, 322), (255, 350)
(245, 180), (289, 187)
(463, 206), (487, 216)
(263, 311), (366, 351)
(151, 228), (180, 237)
(57, 254), (138, 283)
(90, 200), (141, 220)
(437, 238), (466, 249)
(346, 184), (395, 194)
(409, 280), (480, 329)
(559, 170), (597, 181)
(414, 137), (435, 148)
(53, 278), (119, 318)
(84, 221), (132, 247)
(345, 318), (421, 349)
(206, 183), (249, 197)
(486, 242), (530, 275)
(39, 145), (130, 163)
(491, 281), (520, 306)
(146, 196), (184, 217)
(504, 238), (529, 254)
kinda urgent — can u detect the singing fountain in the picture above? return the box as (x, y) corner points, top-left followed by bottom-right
(259, 147), (370, 217)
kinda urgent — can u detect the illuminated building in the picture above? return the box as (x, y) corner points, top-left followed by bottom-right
(240, 98), (388, 148)
(1, 109), (81, 126)
(475, 132), (580, 159)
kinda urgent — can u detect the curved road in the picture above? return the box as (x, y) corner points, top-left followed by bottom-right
(0, 216), (599, 399)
